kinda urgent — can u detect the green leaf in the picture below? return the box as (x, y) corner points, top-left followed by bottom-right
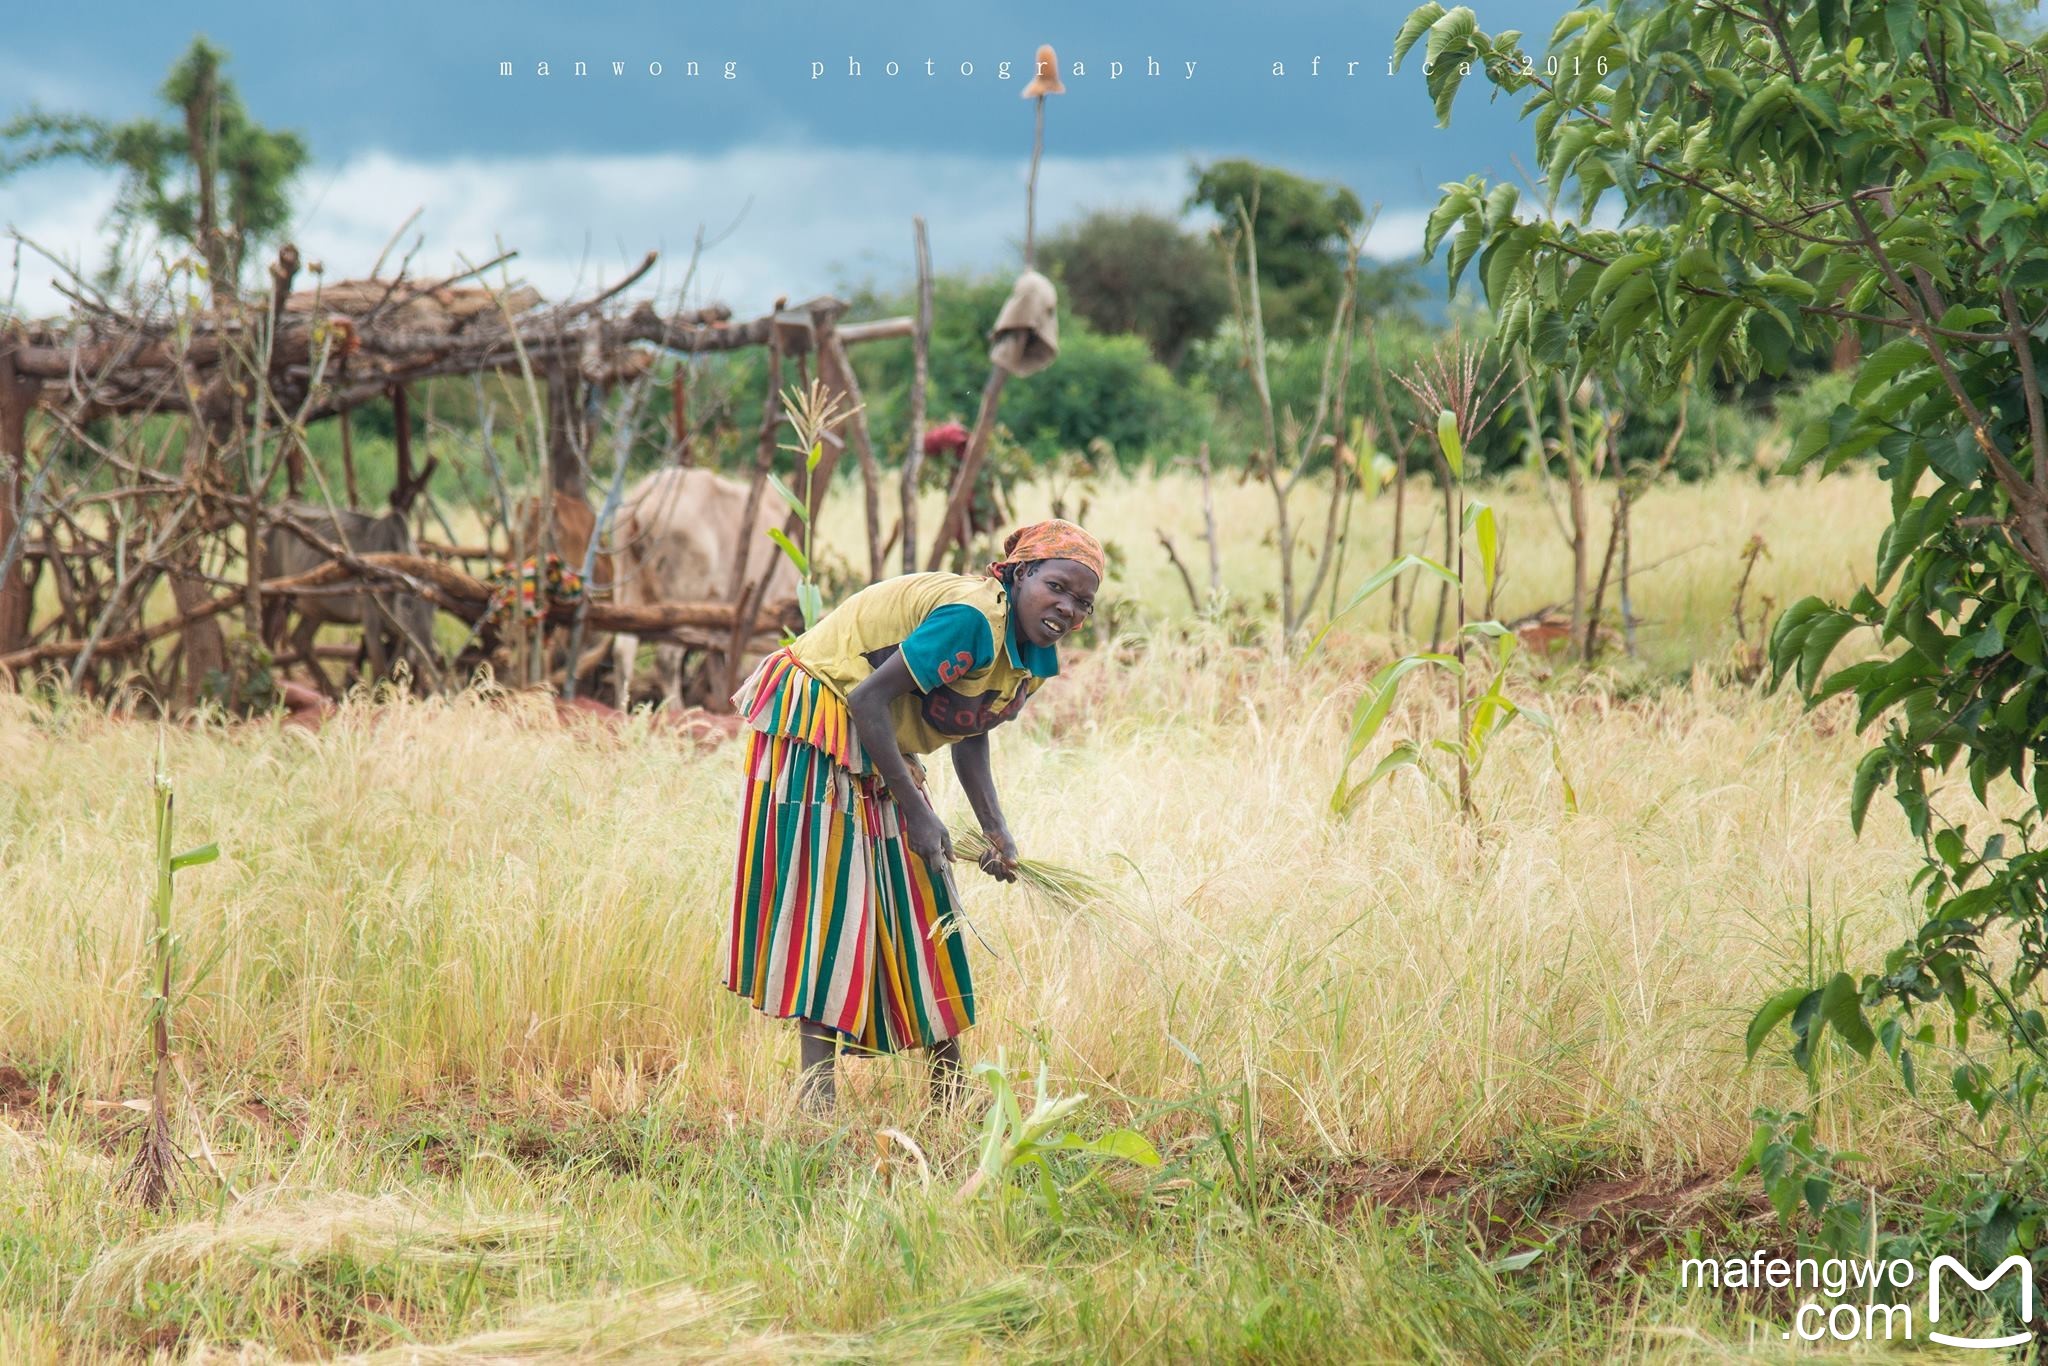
(1393, 3), (1449, 69)
(1437, 409), (1464, 479)
(1591, 250), (1657, 304)
(766, 528), (810, 575)
(1049, 1128), (1162, 1166)
(1558, 255), (1604, 313)
(806, 439), (825, 473)
(1797, 612), (1858, 692)
(1926, 428), (1987, 485)
(1482, 224), (1542, 312)
(1784, 417), (1833, 475)
(1344, 654), (1461, 764)
(1728, 76), (1792, 158)
(796, 581), (825, 630)
(1599, 272), (1660, 336)
(1886, 0), (1925, 58)
(1469, 500), (1500, 595)
(1422, 187), (1476, 260)
(1334, 741), (1425, 815)
(766, 472), (809, 524)
(1850, 747), (1893, 835)
(1424, 5), (1479, 67)
(1851, 336), (1931, 405)
(1789, 84), (1841, 132)
(1488, 1248), (1545, 1273)
(169, 843), (219, 872)
(1310, 554), (1461, 655)
(1747, 986), (1812, 1060)
(1767, 595), (1831, 686)
(1443, 211), (1487, 293)
(1815, 0), (1843, 48)
(1819, 972), (1876, 1058)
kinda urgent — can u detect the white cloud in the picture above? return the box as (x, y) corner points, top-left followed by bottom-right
(1365, 208), (1429, 260)
(0, 143), (1216, 322)
(0, 166), (123, 315)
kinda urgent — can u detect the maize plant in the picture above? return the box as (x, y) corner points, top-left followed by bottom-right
(119, 751), (220, 1210)
(1317, 408), (1575, 819)
(954, 1052), (1161, 1220)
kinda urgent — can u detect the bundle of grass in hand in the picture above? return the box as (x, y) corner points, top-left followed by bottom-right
(950, 826), (1113, 914)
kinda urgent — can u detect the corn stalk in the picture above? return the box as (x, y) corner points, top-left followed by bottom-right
(119, 748), (220, 1210)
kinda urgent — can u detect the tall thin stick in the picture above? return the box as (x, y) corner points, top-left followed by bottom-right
(564, 374), (645, 700)
(823, 333), (885, 584)
(1431, 458), (1454, 652)
(1025, 97), (1045, 269)
(339, 407), (359, 508)
(1197, 441), (1221, 599)
(720, 314), (785, 697)
(903, 218), (933, 576)
(670, 366), (691, 466)
(727, 313), (785, 608)
(926, 370), (1007, 570)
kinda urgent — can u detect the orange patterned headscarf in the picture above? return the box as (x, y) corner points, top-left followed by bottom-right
(986, 519), (1106, 584)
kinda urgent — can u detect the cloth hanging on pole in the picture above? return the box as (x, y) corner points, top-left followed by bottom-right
(988, 270), (1059, 378)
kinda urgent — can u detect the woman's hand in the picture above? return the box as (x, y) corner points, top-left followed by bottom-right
(978, 825), (1019, 883)
(905, 804), (955, 868)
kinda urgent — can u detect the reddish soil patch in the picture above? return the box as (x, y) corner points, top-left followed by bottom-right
(0, 1064), (39, 1113)
(1287, 1158), (1777, 1283)
(239, 1094), (307, 1141)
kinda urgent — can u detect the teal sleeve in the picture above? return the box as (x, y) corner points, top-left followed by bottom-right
(898, 604), (995, 691)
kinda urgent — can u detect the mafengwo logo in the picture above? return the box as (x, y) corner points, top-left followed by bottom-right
(1681, 1251), (2037, 1346)
(1928, 1255), (2034, 1351)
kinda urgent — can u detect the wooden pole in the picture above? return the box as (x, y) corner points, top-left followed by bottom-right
(339, 407), (360, 508)
(823, 333), (884, 584)
(1197, 441), (1221, 598)
(1025, 96), (1045, 269)
(726, 311), (785, 608)
(0, 346), (41, 654)
(546, 367), (587, 498)
(903, 218), (933, 576)
(719, 310), (786, 699)
(168, 418), (231, 710)
(926, 369), (1007, 571)
(391, 383), (413, 506)
(670, 365), (691, 466)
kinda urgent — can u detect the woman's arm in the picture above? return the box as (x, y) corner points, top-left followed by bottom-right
(951, 733), (1018, 882)
(847, 652), (954, 865)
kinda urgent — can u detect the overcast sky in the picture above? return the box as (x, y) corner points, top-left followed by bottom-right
(0, 0), (1572, 321)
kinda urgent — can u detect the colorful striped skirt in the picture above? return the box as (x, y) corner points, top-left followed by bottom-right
(724, 648), (976, 1054)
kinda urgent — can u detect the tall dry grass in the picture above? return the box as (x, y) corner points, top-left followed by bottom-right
(0, 471), (1918, 1163)
(0, 467), (1940, 1360)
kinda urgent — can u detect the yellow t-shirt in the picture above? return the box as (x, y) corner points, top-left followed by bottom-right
(787, 572), (1057, 758)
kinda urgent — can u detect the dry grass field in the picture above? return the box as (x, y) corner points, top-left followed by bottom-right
(0, 467), (1945, 1361)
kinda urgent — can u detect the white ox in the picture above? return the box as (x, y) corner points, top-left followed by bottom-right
(610, 466), (798, 710)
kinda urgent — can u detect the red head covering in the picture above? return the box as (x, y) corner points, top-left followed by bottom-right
(985, 518), (1106, 584)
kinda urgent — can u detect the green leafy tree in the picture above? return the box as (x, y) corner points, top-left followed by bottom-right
(1403, 0), (2048, 1259)
(1038, 210), (1230, 370)
(1188, 160), (1374, 339)
(1, 36), (307, 302)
